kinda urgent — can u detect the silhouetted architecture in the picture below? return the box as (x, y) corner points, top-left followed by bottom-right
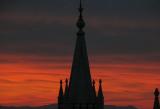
(58, 0), (104, 109)
(153, 88), (160, 109)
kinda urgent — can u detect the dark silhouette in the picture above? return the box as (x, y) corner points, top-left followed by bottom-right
(58, 0), (104, 109)
(153, 88), (160, 109)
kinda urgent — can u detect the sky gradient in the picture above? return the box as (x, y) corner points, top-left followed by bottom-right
(0, 0), (160, 109)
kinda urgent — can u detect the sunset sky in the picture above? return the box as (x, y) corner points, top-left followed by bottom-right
(0, 0), (160, 109)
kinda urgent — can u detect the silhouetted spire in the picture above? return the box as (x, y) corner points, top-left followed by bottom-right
(153, 88), (159, 109)
(58, 80), (63, 100)
(64, 78), (69, 98)
(68, 0), (94, 103)
(57, 1), (104, 108)
(58, 80), (63, 109)
(98, 79), (104, 99)
(97, 79), (104, 109)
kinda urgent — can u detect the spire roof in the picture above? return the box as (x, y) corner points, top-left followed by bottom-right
(98, 79), (104, 99)
(68, 0), (94, 103)
(58, 80), (63, 98)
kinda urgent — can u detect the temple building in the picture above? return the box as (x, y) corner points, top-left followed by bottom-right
(58, 0), (104, 109)
(153, 88), (160, 109)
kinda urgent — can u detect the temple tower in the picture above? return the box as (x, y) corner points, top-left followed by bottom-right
(58, 0), (104, 109)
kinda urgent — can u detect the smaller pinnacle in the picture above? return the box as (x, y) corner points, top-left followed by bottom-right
(58, 80), (63, 98)
(154, 88), (159, 96)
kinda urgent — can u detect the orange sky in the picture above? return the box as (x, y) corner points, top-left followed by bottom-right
(0, 53), (160, 109)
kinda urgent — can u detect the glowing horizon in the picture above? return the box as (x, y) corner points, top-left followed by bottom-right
(0, 53), (160, 109)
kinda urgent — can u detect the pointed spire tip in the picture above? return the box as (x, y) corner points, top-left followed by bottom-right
(79, 0), (83, 12)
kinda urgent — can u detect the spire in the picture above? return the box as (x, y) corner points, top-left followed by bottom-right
(58, 80), (63, 100)
(98, 79), (104, 99)
(68, 0), (94, 103)
(98, 79), (104, 109)
(153, 88), (159, 109)
(58, 80), (63, 109)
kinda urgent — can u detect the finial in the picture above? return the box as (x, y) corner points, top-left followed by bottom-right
(78, 0), (83, 16)
(79, 0), (83, 12)
(58, 80), (63, 99)
(79, 0), (83, 14)
(76, 0), (85, 34)
(154, 88), (159, 96)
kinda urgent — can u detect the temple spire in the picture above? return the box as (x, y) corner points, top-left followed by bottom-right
(98, 79), (104, 99)
(58, 80), (64, 109)
(57, 0), (104, 108)
(68, 0), (94, 103)
(153, 88), (160, 109)
(97, 79), (104, 109)
(58, 80), (63, 99)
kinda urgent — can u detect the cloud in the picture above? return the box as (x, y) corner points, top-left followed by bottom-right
(1, 0), (160, 12)
(0, 1), (159, 58)
(0, 0), (16, 11)
(0, 12), (159, 56)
